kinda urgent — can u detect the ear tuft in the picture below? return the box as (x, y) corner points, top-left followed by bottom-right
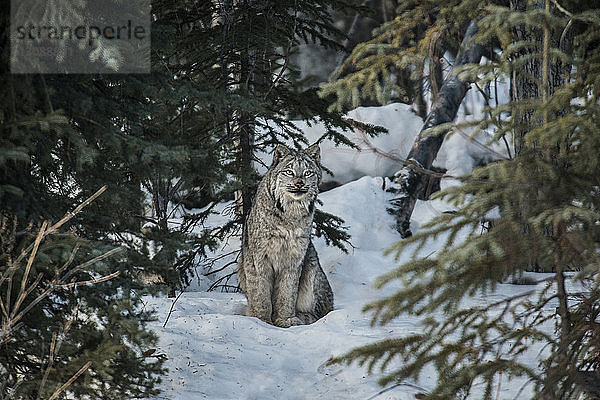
(306, 143), (320, 164)
(272, 144), (291, 166)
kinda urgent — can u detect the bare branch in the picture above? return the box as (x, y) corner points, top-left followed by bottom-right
(54, 270), (121, 289)
(47, 361), (92, 400)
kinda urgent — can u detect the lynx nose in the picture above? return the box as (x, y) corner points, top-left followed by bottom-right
(293, 178), (304, 188)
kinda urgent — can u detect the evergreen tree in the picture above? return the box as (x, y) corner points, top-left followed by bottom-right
(328, 1), (600, 398)
(0, 1), (177, 397)
(201, 0), (363, 212)
(0, 0), (391, 395)
(321, 0), (462, 115)
(0, 190), (165, 399)
(151, 0), (383, 289)
(322, 1), (472, 236)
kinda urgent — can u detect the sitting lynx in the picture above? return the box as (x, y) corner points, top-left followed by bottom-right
(238, 143), (333, 327)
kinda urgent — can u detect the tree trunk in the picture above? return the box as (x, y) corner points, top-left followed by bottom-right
(428, 29), (445, 103)
(388, 21), (485, 238)
(511, 0), (569, 155)
(335, 0), (379, 68)
(510, 1), (573, 395)
(231, 0), (260, 223)
(234, 48), (255, 223)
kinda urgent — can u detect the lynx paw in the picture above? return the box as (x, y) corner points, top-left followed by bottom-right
(246, 309), (272, 325)
(296, 311), (317, 324)
(274, 316), (303, 328)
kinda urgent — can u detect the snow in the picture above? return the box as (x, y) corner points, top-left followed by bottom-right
(146, 177), (427, 400)
(143, 104), (556, 400)
(144, 176), (560, 400)
(256, 102), (507, 188)
(256, 103), (423, 185)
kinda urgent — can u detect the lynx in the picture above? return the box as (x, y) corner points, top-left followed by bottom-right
(237, 143), (334, 327)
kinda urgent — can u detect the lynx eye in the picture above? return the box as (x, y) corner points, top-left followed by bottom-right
(282, 169), (295, 177)
(303, 170), (314, 177)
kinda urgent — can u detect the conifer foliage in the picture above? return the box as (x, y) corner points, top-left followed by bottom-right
(150, 0), (366, 289)
(1, 0), (364, 397)
(329, 1), (600, 398)
(1, 1), (169, 396)
(0, 189), (164, 400)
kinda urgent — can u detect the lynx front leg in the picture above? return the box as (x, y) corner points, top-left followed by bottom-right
(244, 258), (274, 324)
(272, 268), (303, 328)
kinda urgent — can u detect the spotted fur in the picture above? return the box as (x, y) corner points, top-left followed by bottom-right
(237, 143), (333, 327)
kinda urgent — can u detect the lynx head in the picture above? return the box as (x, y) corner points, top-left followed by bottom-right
(268, 143), (321, 215)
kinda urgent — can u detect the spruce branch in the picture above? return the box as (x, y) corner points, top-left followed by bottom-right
(11, 186), (107, 269)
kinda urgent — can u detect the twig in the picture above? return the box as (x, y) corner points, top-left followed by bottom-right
(360, 134), (452, 179)
(56, 243), (81, 276)
(495, 370), (503, 400)
(37, 303), (77, 400)
(37, 331), (57, 399)
(1, 186), (119, 344)
(47, 361), (92, 400)
(9, 273), (43, 320)
(47, 185), (107, 235)
(472, 82), (512, 160)
(263, 0), (297, 100)
(55, 270), (121, 289)
(203, 260), (238, 276)
(454, 126), (510, 161)
(13, 186), (107, 267)
(208, 270), (238, 292)
(163, 288), (186, 328)
(60, 247), (123, 282)
(40, 75), (54, 113)
(366, 382), (428, 400)
(12, 222), (48, 317)
(550, 0), (572, 17)
(559, 20), (572, 51)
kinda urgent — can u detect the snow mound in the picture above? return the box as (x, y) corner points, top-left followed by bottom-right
(257, 103), (423, 185)
(146, 178), (426, 400)
(435, 126), (510, 179)
(146, 176), (562, 400)
(257, 102), (509, 189)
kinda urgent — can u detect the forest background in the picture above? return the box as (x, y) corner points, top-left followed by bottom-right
(2, 0), (600, 399)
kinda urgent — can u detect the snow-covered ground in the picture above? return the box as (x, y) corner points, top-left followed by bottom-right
(144, 176), (563, 400)
(145, 177), (429, 400)
(143, 103), (548, 400)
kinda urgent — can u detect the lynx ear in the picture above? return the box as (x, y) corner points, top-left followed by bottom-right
(306, 143), (320, 164)
(272, 144), (291, 166)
